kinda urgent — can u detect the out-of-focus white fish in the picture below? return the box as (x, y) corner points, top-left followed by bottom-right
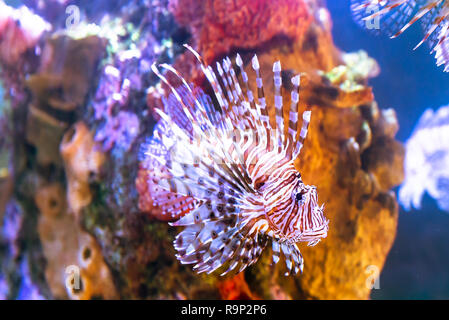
(350, 0), (449, 71)
(399, 105), (449, 212)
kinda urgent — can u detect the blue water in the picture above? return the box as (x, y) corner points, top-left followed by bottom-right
(328, 0), (449, 300)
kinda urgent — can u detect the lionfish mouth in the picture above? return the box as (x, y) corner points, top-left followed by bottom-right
(293, 203), (329, 244)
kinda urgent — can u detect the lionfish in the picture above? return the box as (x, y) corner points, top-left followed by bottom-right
(140, 45), (329, 275)
(350, 0), (449, 71)
(399, 104), (449, 212)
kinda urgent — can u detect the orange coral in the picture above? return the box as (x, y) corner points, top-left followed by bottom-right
(35, 183), (118, 300)
(60, 122), (106, 217)
(169, 0), (312, 63)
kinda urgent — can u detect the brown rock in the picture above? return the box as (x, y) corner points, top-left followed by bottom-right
(35, 183), (118, 300)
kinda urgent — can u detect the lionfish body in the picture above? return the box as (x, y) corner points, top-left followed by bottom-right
(140, 45), (329, 275)
(351, 0), (449, 71)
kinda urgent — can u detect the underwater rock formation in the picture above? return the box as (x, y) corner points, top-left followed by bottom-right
(169, 0), (313, 63)
(0, 0), (404, 300)
(25, 34), (106, 166)
(60, 122), (106, 218)
(35, 183), (117, 299)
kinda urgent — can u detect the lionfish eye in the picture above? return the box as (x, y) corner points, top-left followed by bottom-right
(295, 191), (305, 202)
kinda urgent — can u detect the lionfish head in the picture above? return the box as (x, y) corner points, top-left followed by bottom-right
(291, 183), (329, 246)
(263, 171), (329, 246)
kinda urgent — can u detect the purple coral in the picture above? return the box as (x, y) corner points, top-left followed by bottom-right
(95, 111), (140, 151)
(16, 258), (45, 300)
(2, 201), (24, 258)
(91, 51), (146, 152)
(92, 65), (125, 120)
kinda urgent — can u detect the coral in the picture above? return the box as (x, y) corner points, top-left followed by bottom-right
(24, 34), (107, 166)
(16, 258), (46, 300)
(169, 0), (313, 63)
(35, 183), (117, 299)
(60, 122), (106, 217)
(25, 105), (69, 166)
(0, 199), (49, 300)
(26, 34), (107, 113)
(0, 0), (181, 300)
(0, 2), (51, 66)
(0, 3), (47, 113)
(85, 12), (170, 152)
(217, 274), (257, 300)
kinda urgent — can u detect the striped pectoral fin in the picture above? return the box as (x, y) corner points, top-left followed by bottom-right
(158, 175), (234, 205)
(282, 243), (302, 275)
(159, 63), (216, 134)
(417, 4), (449, 50)
(171, 202), (237, 227)
(162, 92), (194, 137)
(175, 221), (239, 274)
(351, 0), (418, 37)
(174, 214), (268, 275)
(272, 240), (304, 275)
(164, 158), (247, 206)
(220, 232), (268, 276)
(157, 175), (202, 199)
(139, 137), (168, 169)
(393, 1), (442, 40)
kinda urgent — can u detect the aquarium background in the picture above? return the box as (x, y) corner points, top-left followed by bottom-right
(328, 0), (449, 300)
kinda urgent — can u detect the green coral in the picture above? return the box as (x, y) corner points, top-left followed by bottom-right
(321, 50), (380, 92)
